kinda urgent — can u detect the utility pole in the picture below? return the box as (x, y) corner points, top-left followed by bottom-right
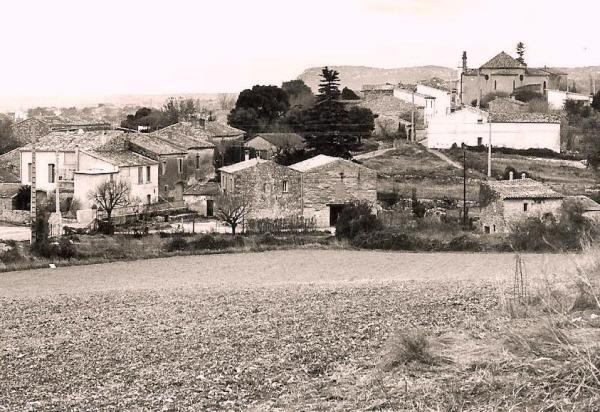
(476, 69), (481, 108)
(411, 90), (415, 142)
(487, 118), (492, 177)
(463, 146), (467, 229)
(30, 146), (37, 245)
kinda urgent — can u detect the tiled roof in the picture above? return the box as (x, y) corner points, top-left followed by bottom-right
(289, 154), (339, 172)
(357, 95), (417, 116)
(486, 178), (564, 200)
(83, 150), (157, 167)
(183, 181), (221, 196)
(0, 183), (21, 198)
(128, 133), (187, 155)
(489, 97), (527, 106)
(489, 112), (561, 123)
(151, 128), (214, 149)
(20, 130), (126, 151)
(203, 121), (245, 138)
(249, 133), (305, 148)
(480, 52), (524, 69)
(158, 121), (244, 141)
(417, 78), (456, 92)
(219, 158), (268, 174)
(362, 83), (395, 91)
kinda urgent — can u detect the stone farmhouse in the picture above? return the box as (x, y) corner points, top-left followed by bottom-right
(460, 51), (566, 106)
(155, 118), (245, 145)
(11, 117), (111, 144)
(478, 176), (564, 234)
(244, 133), (305, 159)
(289, 155), (377, 227)
(219, 158), (302, 219)
(426, 106), (561, 152)
(130, 132), (215, 201)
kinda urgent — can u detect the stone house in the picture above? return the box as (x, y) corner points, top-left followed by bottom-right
(290, 155), (378, 227)
(156, 119), (245, 145)
(478, 176), (564, 234)
(219, 158), (302, 219)
(460, 51), (565, 106)
(183, 182), (221, 217)
(426, 107), (561, 152)
(244, 133), (305, 159)
(128, 132), (213, 201)
(348, 95), (421, 137)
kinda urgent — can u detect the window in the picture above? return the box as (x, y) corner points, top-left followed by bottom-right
(494, 80), (497, 90)
(543, 81), (547, 91)
(164, 185), (168, 192)
(484, 226), (490, 234)
(161, 161), (167, 176)
(138, 167), (143, 184)
(512, 80), (515, 91)
(146, 166), (151, 182)
(27, 163), (32, 183)
(195, 155), (200, 169)
(177, 158), (183, 174)
(484, 74), (489, 81)
(493, 225), (496, 233)
(48, 164), (55, 183)
(282, 180), (288, 193)
(519, 74), (524, 81)
(523, 203), (528, 212)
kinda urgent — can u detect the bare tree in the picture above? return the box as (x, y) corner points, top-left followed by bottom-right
(218, 93), (236, 111)
(88, 180), (131, 233)
(215, 194), (251, 235)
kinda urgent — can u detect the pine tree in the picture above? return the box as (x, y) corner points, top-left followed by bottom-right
(516, 42), (526, 66)
(317, 67), (341, 103)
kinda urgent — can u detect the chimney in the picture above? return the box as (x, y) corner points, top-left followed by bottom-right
(509, 171), (514, 180)
(521, 172), (526, 180)
(244, 150), (250, 161)
(75, 144), (80, 170)
(462, 51), (467, 73)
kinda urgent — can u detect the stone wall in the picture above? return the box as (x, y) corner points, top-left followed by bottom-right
(488, 99), (526, 113)
(0, 210), (30, 225)
(301, 160), (378, 227)
(229, 162), (302, 219)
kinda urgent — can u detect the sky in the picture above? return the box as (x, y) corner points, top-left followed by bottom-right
(1, 0), (599, 99)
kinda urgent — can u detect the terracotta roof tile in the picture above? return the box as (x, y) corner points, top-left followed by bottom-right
(486, 178), (563, 199)
(480, 51), (524, 69)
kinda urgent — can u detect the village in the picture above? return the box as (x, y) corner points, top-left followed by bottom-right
(0, 49), (599, 254)
(2, 15), (600, 407)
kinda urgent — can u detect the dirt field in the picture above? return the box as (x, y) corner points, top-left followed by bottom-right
(0, 250), (584, 410)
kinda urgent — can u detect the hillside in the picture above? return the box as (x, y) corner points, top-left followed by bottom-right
(553, 66), (600, 95)
(297, 65), (459, 92)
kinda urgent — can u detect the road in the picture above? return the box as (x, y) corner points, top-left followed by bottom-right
(0, 225), (30, 242)
(0, 250), (579, 298)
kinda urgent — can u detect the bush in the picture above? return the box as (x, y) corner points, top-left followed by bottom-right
(166, 236), (188, 252)
(0, 241), (22, 263)
(188, 234), (244, 250)
(446, 234), (482, 252)
(335, 203), (382, 240)
(350, 230), (416, 251)
(57, 238), (77, 260)
(380, 331), (445, 371)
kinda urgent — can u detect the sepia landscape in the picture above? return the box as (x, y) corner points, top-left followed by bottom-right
(1, 0), (600, 410)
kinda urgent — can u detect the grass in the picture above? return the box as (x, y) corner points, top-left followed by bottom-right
(445, 148), (600, 196)
(0, 249), (595, 410)
(363, 143), (482, 201)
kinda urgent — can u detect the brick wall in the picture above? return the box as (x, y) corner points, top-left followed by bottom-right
(301, 160), (377, 227)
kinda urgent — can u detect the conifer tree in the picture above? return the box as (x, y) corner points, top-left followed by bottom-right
(516, 42), (526, 66)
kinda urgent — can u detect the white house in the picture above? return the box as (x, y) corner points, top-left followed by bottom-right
(19, 130), (159, 223)
(546, 89), (592, 110)
(426, 107), (561, 152)
(416, 84), (453, 117)
(393, 88), (437, 125)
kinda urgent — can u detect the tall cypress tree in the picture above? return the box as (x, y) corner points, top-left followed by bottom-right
(516, 42), (526, 66)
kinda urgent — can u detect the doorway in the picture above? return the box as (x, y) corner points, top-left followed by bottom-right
(329, 204), (346, 226)
(206, 199), (214, 217)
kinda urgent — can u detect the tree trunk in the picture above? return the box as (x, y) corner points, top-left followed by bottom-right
(106, 211), (113, 235)
(231, 223), (237, 235)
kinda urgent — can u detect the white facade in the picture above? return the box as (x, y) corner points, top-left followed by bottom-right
(416, 84), (452, 117)
(73, 151), (159, 210)
(20, 150), (77, 192)
(394, 88), (437, 125)
(547, 89), (592, 110)
(426, 108), (561, 152)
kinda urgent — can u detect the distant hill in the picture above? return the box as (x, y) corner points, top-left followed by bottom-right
(297, 65), (459, 92)
(552, 66), (600, 95)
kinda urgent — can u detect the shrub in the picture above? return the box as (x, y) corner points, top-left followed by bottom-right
(0, 241), (22, 263)
(166, 236), (188, 252)
(58, 238), (77, 260)
(350, 230), (416, 251)
(335, 203), (382, 240)
(380, 331), (444, 371)
(446, 234), (482, 252)
(188, 234), (244, 250)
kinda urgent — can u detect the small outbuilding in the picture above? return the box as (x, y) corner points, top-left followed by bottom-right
(183, 182), (221, 217)
(244, 133), (305, 159)
(478, 176), (564, 234)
